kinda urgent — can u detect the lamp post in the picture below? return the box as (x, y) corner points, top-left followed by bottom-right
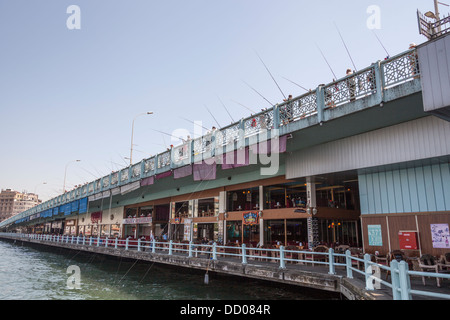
(63, 160), (81, 193)
(130, 112), (153, 165)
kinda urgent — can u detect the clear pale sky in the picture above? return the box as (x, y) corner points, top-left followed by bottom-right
(0, 0), (438, 201)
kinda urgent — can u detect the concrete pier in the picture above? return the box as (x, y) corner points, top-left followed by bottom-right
(0, 234), (387, 300)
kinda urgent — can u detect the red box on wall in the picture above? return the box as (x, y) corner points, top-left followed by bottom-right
(398, 231), (419, 250)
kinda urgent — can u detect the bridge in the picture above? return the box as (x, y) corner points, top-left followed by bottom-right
(1, 31), (450, 301)
(0, 46), (429, 228)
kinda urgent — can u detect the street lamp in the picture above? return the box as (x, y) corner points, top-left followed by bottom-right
(130, 112), (153, 165)
(63, 160), (81, 193)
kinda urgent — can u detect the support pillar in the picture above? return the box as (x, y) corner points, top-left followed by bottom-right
(306, 179), (319, 248)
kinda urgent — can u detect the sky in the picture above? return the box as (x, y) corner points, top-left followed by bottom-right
(0, 0), (439, 201)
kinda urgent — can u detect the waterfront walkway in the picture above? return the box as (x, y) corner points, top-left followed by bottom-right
(1, 233), (450, 300)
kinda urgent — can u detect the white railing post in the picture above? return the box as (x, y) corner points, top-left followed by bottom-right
(279, 246), (286, 269)
(89, 237), (93, 246)
(242, 244), (247, 264)
(115, 237), (118, 249)
(390, 260), (402, 300)
(105, 237), (108, 248)
(328, 248), (336, 275)
(345, 250), (353, 279)
(188, 241), (193, 258)
(152, 239), (156, 253)
(168, 240), (173, 255)
(212, 242), (217, 261)
(364, 253), (373, 290)
(138, 238), (141, 251)
(398, 261), (412, 300)
(97, 236), (100, 247)
(125, 238), (129, 250)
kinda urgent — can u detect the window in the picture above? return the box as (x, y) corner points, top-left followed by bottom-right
(197, 197), (218, 217)
(264, 183), (307, 209)
(172, 201), (189, 219)
(227, 188), (259, 211)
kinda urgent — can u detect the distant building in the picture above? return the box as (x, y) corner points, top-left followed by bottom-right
(0, 189), (41, 222)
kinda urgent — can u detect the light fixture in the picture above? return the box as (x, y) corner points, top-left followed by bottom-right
(425, 11), (437, 19)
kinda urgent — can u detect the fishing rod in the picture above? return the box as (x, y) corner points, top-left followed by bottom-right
(150, 128), (185, 142)
(230, 99), (257, 114)
(334, 22), (358, 71)
(204, 104), (222, 129)
(372, 30), (390, 59)
(179, 116), (210, 131)
(281, 76), (309, 93)
(315, 43), (337, 80)
(242, 80), (274, 107)
(216, 96), (235, 123)
(334, 22), (358, 72)
(255, 51), (287, 100)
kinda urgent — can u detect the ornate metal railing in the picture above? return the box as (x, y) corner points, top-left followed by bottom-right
(418, 10), (450, 40)
(323, 66), (377, 109)
(0, 48), (422, 229)
(382, 49), (420, 88)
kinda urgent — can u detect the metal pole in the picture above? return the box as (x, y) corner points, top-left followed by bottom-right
(130, 112), (153, 165)
(242, 244), (247, 264)
(328, 248), (336, 275)
(435, 0), (443, 33)
(345, 250), (353, 279)
(398, 261), (412, 300)
(390, 260), (402, 300)
(63, 160), (81, 193)
(279, 246), (286, 269)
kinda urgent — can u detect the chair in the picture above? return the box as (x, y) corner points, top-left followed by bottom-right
(305, 245), (329, 267)
(439, 252), (450, 270)
(335, 245), (350, 264)
(414, 254), (441, 287)
(284, 245), (300, 264)
(373, 252), (391, 280)
(259, 244), (273, 262)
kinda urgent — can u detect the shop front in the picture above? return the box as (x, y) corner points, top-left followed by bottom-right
(225, 211), (261, 245)
(64, 219), (78, 236)
(123, 206), (153, 239)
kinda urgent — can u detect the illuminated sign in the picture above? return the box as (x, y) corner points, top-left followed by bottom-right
(243, 211), (259, 225)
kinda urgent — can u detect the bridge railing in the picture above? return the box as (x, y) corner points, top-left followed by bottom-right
(5, 232), (450, 300)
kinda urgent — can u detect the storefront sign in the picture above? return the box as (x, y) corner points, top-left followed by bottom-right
(184, 218), (192, 241)
(65, 219), (76, 226)
(122, 217), (152, 225)
(91, 211), (102, 224)
(398, 231), (418, 250)
(243, 211), (259, 225)
(431, 223), (450, 248)
(368, 225), (383, 246)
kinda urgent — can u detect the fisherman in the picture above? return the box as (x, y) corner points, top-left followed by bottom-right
(282, 94), (294, 124)
(409, 43), (420, 78)
(346, 69), (356, 102)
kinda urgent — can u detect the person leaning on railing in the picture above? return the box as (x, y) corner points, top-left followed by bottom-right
(408, 43), (420, 79)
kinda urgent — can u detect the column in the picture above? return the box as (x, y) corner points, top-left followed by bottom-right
(306, 180), (319, 248)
